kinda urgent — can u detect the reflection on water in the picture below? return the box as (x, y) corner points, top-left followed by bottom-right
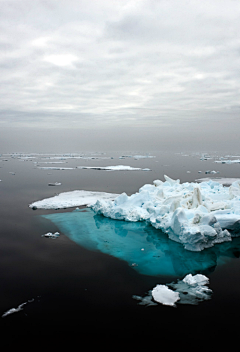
(42, 208), (240, 278)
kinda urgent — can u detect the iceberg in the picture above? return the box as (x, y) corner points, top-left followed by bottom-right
(133, 274), (212, 307)
(92, 175), (240, 251)
(29, 190), (119, 209)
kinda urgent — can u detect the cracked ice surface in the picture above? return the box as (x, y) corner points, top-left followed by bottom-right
(92, 175), (240, 251)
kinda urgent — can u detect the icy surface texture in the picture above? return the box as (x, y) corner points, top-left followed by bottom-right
(92, 175), (240, 251)
(29, 190), (119, 209)
(42, 208), (240, 277)
(133, 274), (212, 307)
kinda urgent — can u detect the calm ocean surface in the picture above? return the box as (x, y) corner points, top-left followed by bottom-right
(1, 150), (240, 349)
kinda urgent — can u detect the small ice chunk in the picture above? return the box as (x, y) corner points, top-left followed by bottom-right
(2, 302), (27, 317)
(183, 273), (209, 286)
(42, 232), (60, 239)
(152, 285), (180, 307)
(48, 182), (61, 186)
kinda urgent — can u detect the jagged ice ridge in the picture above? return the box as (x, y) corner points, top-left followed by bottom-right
(92, 175), (240, 251)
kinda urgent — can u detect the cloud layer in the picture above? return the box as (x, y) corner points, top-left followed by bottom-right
(0, 0), (240, 129)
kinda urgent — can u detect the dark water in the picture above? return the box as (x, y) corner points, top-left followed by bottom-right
(1, 151), (240, 349)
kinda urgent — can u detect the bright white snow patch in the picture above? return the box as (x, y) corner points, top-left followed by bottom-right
(152, 285), (180, 306)
(29, 190), (119, 210)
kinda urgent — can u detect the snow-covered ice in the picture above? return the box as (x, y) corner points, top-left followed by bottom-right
(152, 285), (180, 306)
(29, 190), (119, 209)
(77, 165), (151, 171)
(92, 175), (240, 251)
(133, 274), (212, 307)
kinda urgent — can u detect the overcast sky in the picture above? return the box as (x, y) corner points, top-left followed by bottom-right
(0, 0), (240, 151)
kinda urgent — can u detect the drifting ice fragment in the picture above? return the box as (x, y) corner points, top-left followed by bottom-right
(48, 182), (61, 186)
(2, 302), (27, 317)
(133, 274), (212, 307)
(215, 159), (240, 164)
(77, 165), (151, 171)
(152, 285), (180, 306)
(42, 232), (60, 239)
(196, 178), (240, 186)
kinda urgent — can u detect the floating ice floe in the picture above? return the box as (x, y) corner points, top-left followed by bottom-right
(205, 170), (219, 174)
(2, 298), (36, 318)
(92, 175), (240, 251)
(2, 302), (27, 317)
(48, 182), (61, 186)
(133, 274), (212, 307)
(77, 165), (151, 171)
(196, 178), (240, 186)
(215, 159), (240, 164)
(29, 190), (119, 209)
(38, 167), (76, 170)
(42, 232), (60, 239)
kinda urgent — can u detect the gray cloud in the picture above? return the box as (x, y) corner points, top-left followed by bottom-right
(0, 0), (239, 135)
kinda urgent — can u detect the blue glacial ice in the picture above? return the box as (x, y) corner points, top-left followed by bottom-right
(42, 208), (240, 278)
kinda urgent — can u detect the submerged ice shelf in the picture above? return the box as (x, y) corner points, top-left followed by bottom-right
(42, 208), (240, 277)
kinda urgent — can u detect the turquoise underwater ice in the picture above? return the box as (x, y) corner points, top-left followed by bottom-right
(42, 208), (240, 277)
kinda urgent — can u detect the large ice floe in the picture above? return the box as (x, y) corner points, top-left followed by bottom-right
(133, 274), (212, 307)
(30, 190), (119, 209)
(77, 165), (151, 171)
(92, 175), (240, 251)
